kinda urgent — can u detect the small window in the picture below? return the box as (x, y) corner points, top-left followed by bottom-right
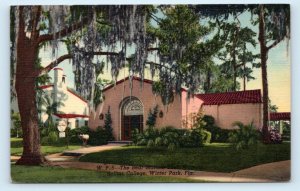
(75, 120), (79, 128)
(85, 120), (88, 126)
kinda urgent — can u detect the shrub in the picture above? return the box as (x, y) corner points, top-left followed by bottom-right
(147, 139), (155, 148)
(229, 122), (260, 150)
(202, 115), (230, 143)
(68, 126), (89, 144)
(204, 125), (230, 143)
(146, 105), (159, 128)
(154, 137), (163, 147)
(104, 107), (114, 141)
(202, 115), (215, 127)
(167, 142), (177, 151)
(68, 125), (113, 146)
(202, 130), (211, 144)
(133, 125), (206, 149)
(270, 129), (282, 144)
(88, 127), (111, 145)
(41, 130), (59, 145)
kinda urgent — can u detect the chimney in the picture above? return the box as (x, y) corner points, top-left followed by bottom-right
(54, 68), (64, 87)
(53, 68), (65, 103)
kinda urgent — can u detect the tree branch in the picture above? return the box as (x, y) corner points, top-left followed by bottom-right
(39, 54), (72, 76)
(147, 47), (159, 51)
(266, 37), (284, 51)
(39, 51), (125, 76)
(38, 17), (90, 44)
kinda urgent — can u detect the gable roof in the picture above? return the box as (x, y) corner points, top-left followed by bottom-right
(270, 112), (291, 121)
(196, 89), (262, 105)
(102, 76), (154, 92)
(67, 88), (88, 103)
(38, 85), (88, 103)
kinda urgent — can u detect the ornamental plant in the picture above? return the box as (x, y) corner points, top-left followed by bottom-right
(269, 129), (282, 144)
(229, 121), (260, 150)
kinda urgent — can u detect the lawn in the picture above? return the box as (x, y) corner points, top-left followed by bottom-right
(79, 142), (290, 173)
(11, 165), (203, 183)
(11, 138), (81, 156)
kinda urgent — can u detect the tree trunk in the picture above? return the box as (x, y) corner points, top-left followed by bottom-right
(243, 63), (246, 91)
(15, 7), (46, 165)
(258, 5), (270, 143)
(206, 69), (211, 92)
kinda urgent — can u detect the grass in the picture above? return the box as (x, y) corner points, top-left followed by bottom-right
(79, 142), (290, 173)
(11, 138), (81, 156)
(11, 165), (204, 183)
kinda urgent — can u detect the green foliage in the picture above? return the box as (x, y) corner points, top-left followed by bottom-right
(41, 131), (59, 145)
(202, 130), (212, 144)
(93, 77), (106, 109)
(104, 107), (114, 141)
(202, 115), (215, 127)
(147, 139), (155, 148)
(11, 112), (22, 138)
(68, 126), (90, 144)
(268, 99), (278, 112)
(282, 122), (291, 141)
(229, 122), (260, 150)
(132, 126), (206, 149)
(68, 125), (113, 146)
(146, 105), (158, 128)
(202, 115), (230, 143)
(89, 127), (112, 145)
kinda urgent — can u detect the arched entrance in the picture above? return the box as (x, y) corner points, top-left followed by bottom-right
(120, 97), (144, 140)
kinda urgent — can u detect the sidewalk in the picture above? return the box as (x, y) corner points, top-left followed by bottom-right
(45, 143), (126, 162)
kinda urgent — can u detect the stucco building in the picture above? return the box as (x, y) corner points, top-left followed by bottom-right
(40, 68), (89, 129)
(89, 77), (263, 141)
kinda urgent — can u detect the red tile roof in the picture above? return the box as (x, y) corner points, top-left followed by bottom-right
(103, 76), (154, 92)
(39, 84), (54, 89)
(54, 113), (89, 118)
(270, 112), (291, 121)
(196, 89), (262, 105)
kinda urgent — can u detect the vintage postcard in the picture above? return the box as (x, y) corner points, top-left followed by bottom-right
(10, 4), (290, 183)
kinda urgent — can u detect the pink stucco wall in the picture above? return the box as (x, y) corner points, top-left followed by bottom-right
(89, 78), (182, 140)
(181, 90), (203, 128)
(202, 103), (262, 130)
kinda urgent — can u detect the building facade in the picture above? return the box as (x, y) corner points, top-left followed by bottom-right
(40, 68), (89, 129)
(89, 77), (263, 141)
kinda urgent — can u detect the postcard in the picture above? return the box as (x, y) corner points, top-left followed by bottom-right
(10, 4), (290, 183)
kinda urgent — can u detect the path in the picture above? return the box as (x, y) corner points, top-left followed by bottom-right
(45, 143), (126, 162)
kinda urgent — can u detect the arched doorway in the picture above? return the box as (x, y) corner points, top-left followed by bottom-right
(121, 97), (144, 140)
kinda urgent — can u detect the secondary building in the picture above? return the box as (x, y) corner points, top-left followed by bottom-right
(39, 68), (89, 129)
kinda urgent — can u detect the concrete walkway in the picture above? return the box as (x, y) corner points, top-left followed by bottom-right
(45, 143), (126, 162)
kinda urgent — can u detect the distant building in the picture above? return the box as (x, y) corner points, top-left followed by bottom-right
(89, 77), (263, 141)
(40, 68), (89, 129)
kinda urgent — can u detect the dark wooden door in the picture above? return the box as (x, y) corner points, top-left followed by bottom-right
(122, 115), (143, 140)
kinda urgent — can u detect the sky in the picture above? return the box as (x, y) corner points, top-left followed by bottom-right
(40, 8), (291, 112)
